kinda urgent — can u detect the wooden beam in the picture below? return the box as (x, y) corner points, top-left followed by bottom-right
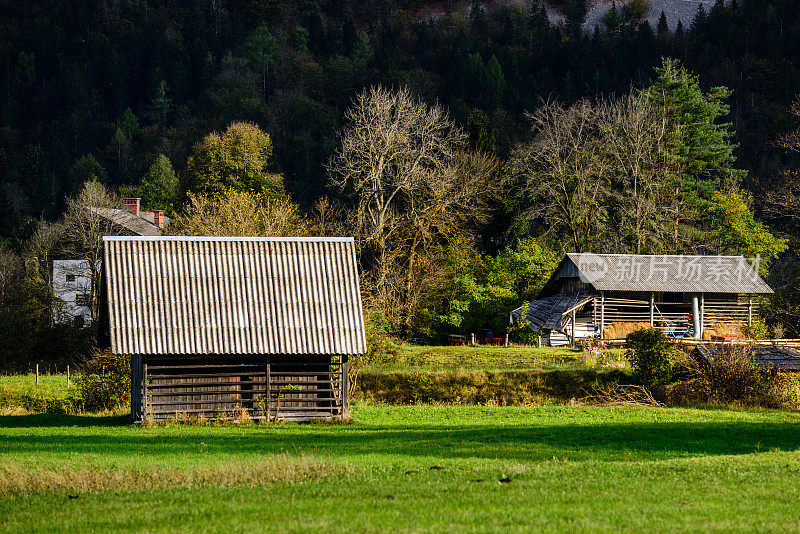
(649, 293), (654, 327)
(142, 357), (148, 421)
(342, 356), (350, 419)
(570, 308), (576, 347)
(600, 292), (605, 339)
(748, 295), (753, 326)
(700, 294), (705, 338)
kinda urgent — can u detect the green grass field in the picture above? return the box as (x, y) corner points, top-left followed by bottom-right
(2, 404), (800, 532)
(362, 344), (604, 373)
(0, 374), (76, 415)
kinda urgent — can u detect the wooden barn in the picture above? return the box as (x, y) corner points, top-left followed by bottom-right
(99, 236), (366, 422)
(510, 253), (773, 345)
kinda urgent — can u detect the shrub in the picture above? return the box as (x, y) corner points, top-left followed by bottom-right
(625, 328), (673, 383)
(74, 350), (130, 412)
(771, 371), (800, 409)
(743, 317), (769, 340)
(704, 345), (770, 403)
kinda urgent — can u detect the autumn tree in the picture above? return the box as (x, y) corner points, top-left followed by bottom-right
(329, 86), (497, 331)
(183, 122), (284, 199)
(511, 99), (609, 252)
(166, 189), (308, 237)
(598, 91), (671, 253)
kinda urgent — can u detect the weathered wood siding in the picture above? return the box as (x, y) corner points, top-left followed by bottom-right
(137, 355), (348, 422)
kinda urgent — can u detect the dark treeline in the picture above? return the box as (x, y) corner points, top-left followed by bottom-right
(3, 0), (800, 240)
(2, 0), (800, 361)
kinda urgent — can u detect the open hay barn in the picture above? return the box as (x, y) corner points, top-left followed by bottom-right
(99, 236), (366, 422)
(510, 253), (773, 346)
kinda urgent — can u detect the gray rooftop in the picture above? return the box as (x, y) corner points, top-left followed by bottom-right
(549, 253), (773, 295)
(509, 292), (592, 331)
(103, 236), (366, 356)
(89, 207), (167, 236)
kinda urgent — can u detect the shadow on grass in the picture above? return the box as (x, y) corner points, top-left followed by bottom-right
(0, 414), (129, 428)
(2, 414), (800, 462)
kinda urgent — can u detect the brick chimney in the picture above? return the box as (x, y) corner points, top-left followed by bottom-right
(153, 210), (165, 228)
(122, 198), (141, 215)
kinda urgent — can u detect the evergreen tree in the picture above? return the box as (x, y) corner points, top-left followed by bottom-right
(485, 55), (506, 110)
(657, 11), (669, 36)
(565, 0), (587, 40)
(690, 4), (707, 33)
(643, 58), (745, 249)
(604, 3), (622, 36)
(120, 108), (140, 140)
(140, 155), (179, 214)
(148, 80), (172, 130)
(675, 20), (685, 37)
(527, 0), (548, 29)
(470, 0), (487, 32)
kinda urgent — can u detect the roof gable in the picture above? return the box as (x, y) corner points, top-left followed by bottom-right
(558, 253), (772, 294)
(103, 236), (366, 355)
(89, 207), (167, 236)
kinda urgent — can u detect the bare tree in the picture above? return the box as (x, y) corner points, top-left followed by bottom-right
(598, 92), (672, 254)
(329, 86), (498, 331)
(511, 100), (610, 252)
(57, 181), (125, 322)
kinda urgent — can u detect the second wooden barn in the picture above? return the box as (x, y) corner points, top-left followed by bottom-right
(99, 236), (366, 422)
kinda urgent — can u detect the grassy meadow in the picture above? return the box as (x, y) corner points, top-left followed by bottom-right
(2, 346), (799, 532)
(2, 405), (800, 532)
(362, 344), (593, 373)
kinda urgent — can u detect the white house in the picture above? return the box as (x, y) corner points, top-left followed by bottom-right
(52, 259), (95, 326)
(52, 198), (168, 326)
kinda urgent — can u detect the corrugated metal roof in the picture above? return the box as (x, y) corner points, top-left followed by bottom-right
(561, 253), (772, 294)
(103, 236), (366, 355)
(89, 207), (167, 236)
(694, 345), (800, 371)
(509, 292), (593, 331)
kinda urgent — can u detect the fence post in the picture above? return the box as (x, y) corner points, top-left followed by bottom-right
(67, 365), (70, 388)
(504, 333), (509, 348)
(35, 364), (39, 386)
(471, 333), (475, 346)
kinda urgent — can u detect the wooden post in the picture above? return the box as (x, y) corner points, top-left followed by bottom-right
(748, 295), (753, 327)
(600, 292), (605, 339)
(142, 359), (148, 421)
(570, 308), (577, 347)
(35, 364), (39, 386)
(471, 332), (475, 346)
(504, 333), (509, 347)
(649, 293), (655, 327)
(341, 356), (349, 419)
(66, 365), (70, 388)
(266, 361), (272, 420)
(700, 294), (705, 338)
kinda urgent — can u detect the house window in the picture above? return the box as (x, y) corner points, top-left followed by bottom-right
(75, 294), (92, 307)
(66, 274), (76, 282)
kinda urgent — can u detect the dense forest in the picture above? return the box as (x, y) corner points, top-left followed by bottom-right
(3, 0), (800, 367)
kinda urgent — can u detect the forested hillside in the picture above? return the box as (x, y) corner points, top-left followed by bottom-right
(2, 0), (800, 363)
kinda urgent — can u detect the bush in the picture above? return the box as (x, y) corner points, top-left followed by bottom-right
(74, 350), (130, 412)
(771, 371), (800, 409)
(704, 345), (770, 403)
(625, 328), (673, 383)
(743, 317), (769, 340)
